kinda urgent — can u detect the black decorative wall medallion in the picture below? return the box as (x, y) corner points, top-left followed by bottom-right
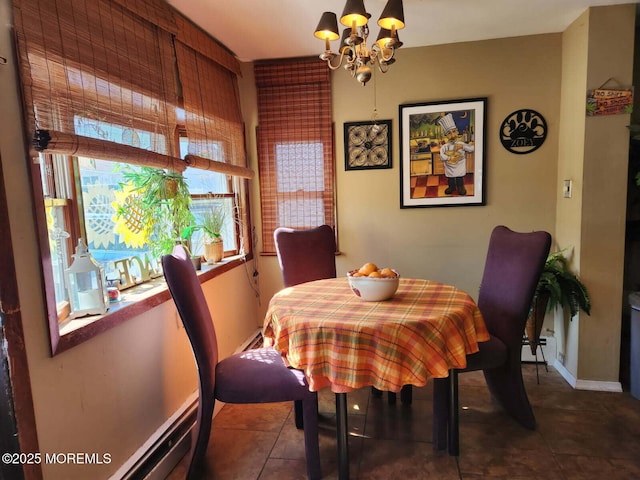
(499, 109), (547, 154)
(344, 120), (392, 170)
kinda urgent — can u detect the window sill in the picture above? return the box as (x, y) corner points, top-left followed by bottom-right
(51, 254), (251, 355)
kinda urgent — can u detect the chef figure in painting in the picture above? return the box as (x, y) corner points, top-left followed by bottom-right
(437, 113), (474, 195)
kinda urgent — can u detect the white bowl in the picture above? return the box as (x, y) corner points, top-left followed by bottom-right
(346, 271), (400, 301)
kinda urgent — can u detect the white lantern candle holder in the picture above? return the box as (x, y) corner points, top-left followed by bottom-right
(65, 238), (109, 318)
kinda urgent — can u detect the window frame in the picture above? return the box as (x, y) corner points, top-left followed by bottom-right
(35, 154), (253, 354)
(34, 131), (252, 356)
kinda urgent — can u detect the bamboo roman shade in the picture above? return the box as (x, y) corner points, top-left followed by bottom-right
(174, 14), (240, 77)
(175, 40), (251, 178)
(12, 0), (250, 176)
(13, 0), (181, 169)
(111, 0), (177, 35)
(255, 58), (335, 253)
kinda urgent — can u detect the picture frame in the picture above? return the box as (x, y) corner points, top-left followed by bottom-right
(399, 98), (486, 208)
(344, 120), (392, 170)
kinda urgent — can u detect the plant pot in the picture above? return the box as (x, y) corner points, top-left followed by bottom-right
(204, 240), (223, 264)
(190, 255), (202, 271)
(162, 178), (178, 199)
(525, 291), (550, 355)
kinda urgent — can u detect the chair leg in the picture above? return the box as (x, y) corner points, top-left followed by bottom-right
(378, 387), (412, 405)
(432, 377), (449, 451)
(388, 386), (413, 405)
(483, 361), (536, 430)
(294, 399), (304, 429)
(187, 396), (215, 480)
(302, 393), (322, 480)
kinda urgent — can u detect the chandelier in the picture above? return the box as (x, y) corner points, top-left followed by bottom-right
(314, 0), (405, 86)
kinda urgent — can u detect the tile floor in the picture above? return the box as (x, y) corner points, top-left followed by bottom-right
(166, 364), (640, 479)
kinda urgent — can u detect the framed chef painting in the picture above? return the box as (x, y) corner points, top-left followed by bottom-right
(344, 120), (392, 170)
(399, 98), (486, 208)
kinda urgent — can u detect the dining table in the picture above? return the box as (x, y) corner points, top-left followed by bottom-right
(262, 276), (489, 480)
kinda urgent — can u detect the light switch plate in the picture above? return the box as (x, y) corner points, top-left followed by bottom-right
(563, 179), (572, 198)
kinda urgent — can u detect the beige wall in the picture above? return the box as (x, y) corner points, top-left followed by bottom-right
(244, 33), (562, 320)
(0, 0), (261, 478)
(556, 8), (590, 380)
(558, 4), (634, 383)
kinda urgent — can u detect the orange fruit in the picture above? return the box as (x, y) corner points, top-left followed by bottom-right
(358, 262), (378, 275)
(380, 267), (396, 278)
(368, 271), (382, 278)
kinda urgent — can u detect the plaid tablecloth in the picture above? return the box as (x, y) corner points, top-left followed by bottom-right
(263, 277), (489, 393)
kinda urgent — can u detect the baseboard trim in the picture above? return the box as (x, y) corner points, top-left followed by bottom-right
(110, 392), (198, 480)
(235, 328), (263, 353)
(552, 360), (623, 392)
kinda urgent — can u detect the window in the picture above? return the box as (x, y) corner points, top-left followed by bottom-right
(13, 0), (253, 354)
(43, 153), (244, 324)
(274, 142), (327, 227)
(255, 59), (336, 253)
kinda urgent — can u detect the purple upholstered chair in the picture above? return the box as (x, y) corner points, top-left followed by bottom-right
(162, 245), (321, 480)
(274, 225), (337, 427)
(433, 225), (551, 456)
(274, 225), (337, 288)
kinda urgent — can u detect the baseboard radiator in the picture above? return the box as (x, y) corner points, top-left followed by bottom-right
(235, 328), (264, 353)
(114, 329), (264, 480)
(117, 401), (196, 480)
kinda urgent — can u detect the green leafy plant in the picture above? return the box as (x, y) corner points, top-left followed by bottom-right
(535, 249), (591, 318)
(114, 166), (194, 258)
(526, 249), (591, 354)
(182, 204), (226, 243)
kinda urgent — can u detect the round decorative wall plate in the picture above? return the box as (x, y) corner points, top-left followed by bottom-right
(499, 109), (547, 154)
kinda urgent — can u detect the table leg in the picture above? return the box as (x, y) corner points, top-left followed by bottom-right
(335, 393), (349, 480)
(448, 369), (460, 456)
(432, 377), (448, 450)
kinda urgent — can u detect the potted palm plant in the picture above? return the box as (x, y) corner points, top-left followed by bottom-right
(526, 249), (591, 354)
(183, 204), (226, 264)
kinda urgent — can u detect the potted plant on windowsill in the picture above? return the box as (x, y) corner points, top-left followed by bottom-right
(183, 204), (226, 264)
(179, 228), (204, 271)
(113, 166), (194, 259)
(526, 249), (591, 355)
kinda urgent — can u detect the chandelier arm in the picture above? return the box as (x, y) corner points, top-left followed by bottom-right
(324, 49), (350, 70)
(376, 61), (390, 74)
(378, 47), (395, 63)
